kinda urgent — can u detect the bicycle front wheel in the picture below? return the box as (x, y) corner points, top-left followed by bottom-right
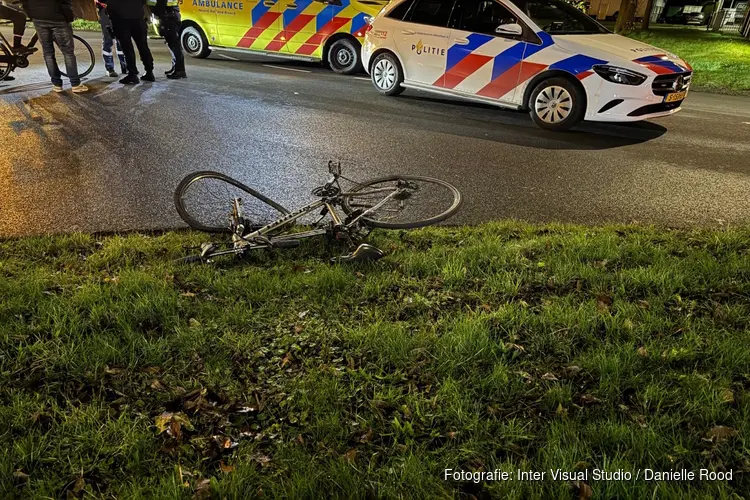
(342, 175), (462, 229)
(56, 34), (95, 79)
(0, 43), (12, 81)
(175, 171), (290, 233)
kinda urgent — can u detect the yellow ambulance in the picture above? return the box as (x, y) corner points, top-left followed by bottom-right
(178, 0), (386, 74)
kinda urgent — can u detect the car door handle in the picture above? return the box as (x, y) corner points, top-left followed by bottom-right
(401, 30), (415, 35)
(263, 0), (274, 5)
(453, 38), (469, 45)
(286, 3), (297, 7)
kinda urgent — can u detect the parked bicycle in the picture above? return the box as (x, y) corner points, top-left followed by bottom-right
(175, 161), (462, 263)
(0, 19), (95, 81)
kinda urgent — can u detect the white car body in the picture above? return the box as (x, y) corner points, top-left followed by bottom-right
(362, 0), (692, 125)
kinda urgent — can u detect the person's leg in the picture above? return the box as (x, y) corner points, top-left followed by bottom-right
(111, 15), (138, 76)
(0, 5), (27, 48)
(164, 15), (185, 74)
(131, 18), (154, 74)
(32, 20), (63, 87)
(115, 39), (128, 74)
(52, 22), (81, 87)
(98, 8), (115, 72)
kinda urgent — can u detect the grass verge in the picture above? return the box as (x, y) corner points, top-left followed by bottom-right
(1, 223), (749, 498)
(627, 28), (750, 95)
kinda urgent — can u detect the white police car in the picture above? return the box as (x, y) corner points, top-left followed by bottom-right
(362, 0), (692, 130)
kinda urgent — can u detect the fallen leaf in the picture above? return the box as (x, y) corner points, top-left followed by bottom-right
(294, 324), (304, 334)
(575, 480), (593, 499)
(592, 260), (608, 269)
(252, 453), (272, 467)
(507, 343), (526, 354)
(296, 434), (305, 445)
(219, 461), (234, 473)
(516, 371), (533, 381)
(143, 366), (161, 374)
(705, 426), (737, 441)
(13, 470), (29, 480)
(359, 429), (373, 443)
(298, 310), (309, 319)
(151, 379), (166, 391)
(563, 365), (582, 376)
(155, 412), (193, 440)
(194, 478), (211, 500)
(541, 372), (559, 381)
(189, 318), (201, 329)
(181, 291), (197, 297)
(344, 448), (357, 463)
(73, 477), (86, 494)
(637, 300), (650, 310)
(579, 394), (602, 405)
(720, 389), (734, 404)
(281, 353), (292, 368)
(556, 403), (567, 416)
(481, 304), (492, 312)
(596, 294), (612, 312)
(104, 366), (124, 375)
(637, 347), (649, 357)
(448, 431), (458, 440)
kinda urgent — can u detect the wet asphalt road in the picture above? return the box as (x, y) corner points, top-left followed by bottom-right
(1, 31), (750, 237)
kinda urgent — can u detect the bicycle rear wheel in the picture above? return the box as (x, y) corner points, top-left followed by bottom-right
(342, 175), (462, 229)
(56, 34), (95, 79)
(175, 171), (289, 233)
(0, 43), (12, 81)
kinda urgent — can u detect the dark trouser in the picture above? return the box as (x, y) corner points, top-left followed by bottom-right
(0, 4), (26, 46)
(158, 11), (184, 72)
(32, 20), (80, 86)
(98, 8), (127, 73)
(109, 14), (153, 76)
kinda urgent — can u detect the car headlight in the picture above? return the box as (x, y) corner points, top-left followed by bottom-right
(592, 65), (647, 86)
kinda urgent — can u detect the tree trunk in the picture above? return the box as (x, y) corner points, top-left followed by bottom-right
(642, 0), (655, 29)
(614, 0), (637, 33)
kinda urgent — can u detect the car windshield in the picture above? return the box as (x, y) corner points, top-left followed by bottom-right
(510, 0), (609, 34)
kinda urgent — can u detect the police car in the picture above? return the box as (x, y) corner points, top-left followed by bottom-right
(179, 0), (387, 74)
(362, 0), (692, 130)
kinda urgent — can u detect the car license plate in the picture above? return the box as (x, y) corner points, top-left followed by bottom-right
(664, 91), (687, 103)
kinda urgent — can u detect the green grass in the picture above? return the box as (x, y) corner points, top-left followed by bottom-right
(70, 20), (102, 32)
(1, 223), (749, 498)
(627, 28), (750, 94)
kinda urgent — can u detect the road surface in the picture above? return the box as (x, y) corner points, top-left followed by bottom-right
(1, 31), (750, 237)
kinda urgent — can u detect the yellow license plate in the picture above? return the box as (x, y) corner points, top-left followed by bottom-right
(664, 91), (687, 103)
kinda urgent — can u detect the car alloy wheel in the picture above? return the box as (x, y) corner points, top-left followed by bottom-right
(534, 85), (572, 125)
(373, 58), (396, 92)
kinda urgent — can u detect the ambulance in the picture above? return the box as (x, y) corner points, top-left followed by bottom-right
(362, 0), (693, 130)
(178, 0), (387, 73)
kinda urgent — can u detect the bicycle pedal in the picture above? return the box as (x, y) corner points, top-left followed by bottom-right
(334, 243), (384, 263)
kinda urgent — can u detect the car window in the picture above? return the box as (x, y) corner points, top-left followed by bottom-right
(450, 0), (519, 36)
(510, 0), (608, 34)
(387, 0), (417, 20)
(407, 0), (456, 27)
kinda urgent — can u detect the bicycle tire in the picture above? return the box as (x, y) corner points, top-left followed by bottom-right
(56, 34), (95, 79)
(342, 175), (462, 229)
(0, 43), (12, 81)
(175, 171), (290, 233)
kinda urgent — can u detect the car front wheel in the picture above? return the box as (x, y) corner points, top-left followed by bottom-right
(528, 77), (585, 131)
(327, 38), (363, 74)
(371, 52), (404, 97)
(182, 25), (211, 59)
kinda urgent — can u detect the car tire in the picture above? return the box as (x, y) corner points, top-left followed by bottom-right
(528, 77), (585, 131)
(182, 24), (211, 59)
(371, 52), (404, 97)
(327, 38), (363, 75)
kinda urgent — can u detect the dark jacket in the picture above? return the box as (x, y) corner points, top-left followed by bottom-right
(20, 0), (73, 22)
(106, 0), (146, 19)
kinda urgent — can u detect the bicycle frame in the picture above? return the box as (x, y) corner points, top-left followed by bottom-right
(200, 174), (405, 260)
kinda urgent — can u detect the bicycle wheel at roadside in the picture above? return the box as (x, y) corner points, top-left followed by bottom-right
(54, 34), (95, 78)
(175, 171), (290, 233)
(342, 176), (462, 229)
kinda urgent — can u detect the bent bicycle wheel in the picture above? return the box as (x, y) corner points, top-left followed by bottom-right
(175, 171), (289, 233)
(342, 175), (462, 229)
(56, 35), (95, 79)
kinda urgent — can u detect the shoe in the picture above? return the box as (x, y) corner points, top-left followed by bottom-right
(107, 70), (118, 77)
(3, 75), (15, 81)
(166, 70), (187, 80)
(13, 45), (37, 56)
(119, 74), (140, 85)
(53, 85), (64, 92)
(165, 66), (175, 76)
(140, 71), (155, 82)
(72, 84), (89, 93)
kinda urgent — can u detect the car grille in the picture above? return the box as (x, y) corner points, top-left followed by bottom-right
(628, 101), (683, 117)
(652, 72), (692, 96)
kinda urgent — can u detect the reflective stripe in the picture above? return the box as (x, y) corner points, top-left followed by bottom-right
(102, 51), (112, 56)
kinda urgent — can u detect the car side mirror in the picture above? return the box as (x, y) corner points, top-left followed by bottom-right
(495, 23), (523, 36)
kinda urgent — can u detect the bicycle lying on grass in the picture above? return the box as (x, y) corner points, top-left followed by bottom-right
(0, 20), (95, 81)
(175, 161), (462, 263)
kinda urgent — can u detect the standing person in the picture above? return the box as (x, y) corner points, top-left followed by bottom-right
(20, 0), (88, 92)
(148, 0), (185, 79)
(94, 0), (127, 77)
(102, 0), (154, 84)
(0, 0), (33, 54)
